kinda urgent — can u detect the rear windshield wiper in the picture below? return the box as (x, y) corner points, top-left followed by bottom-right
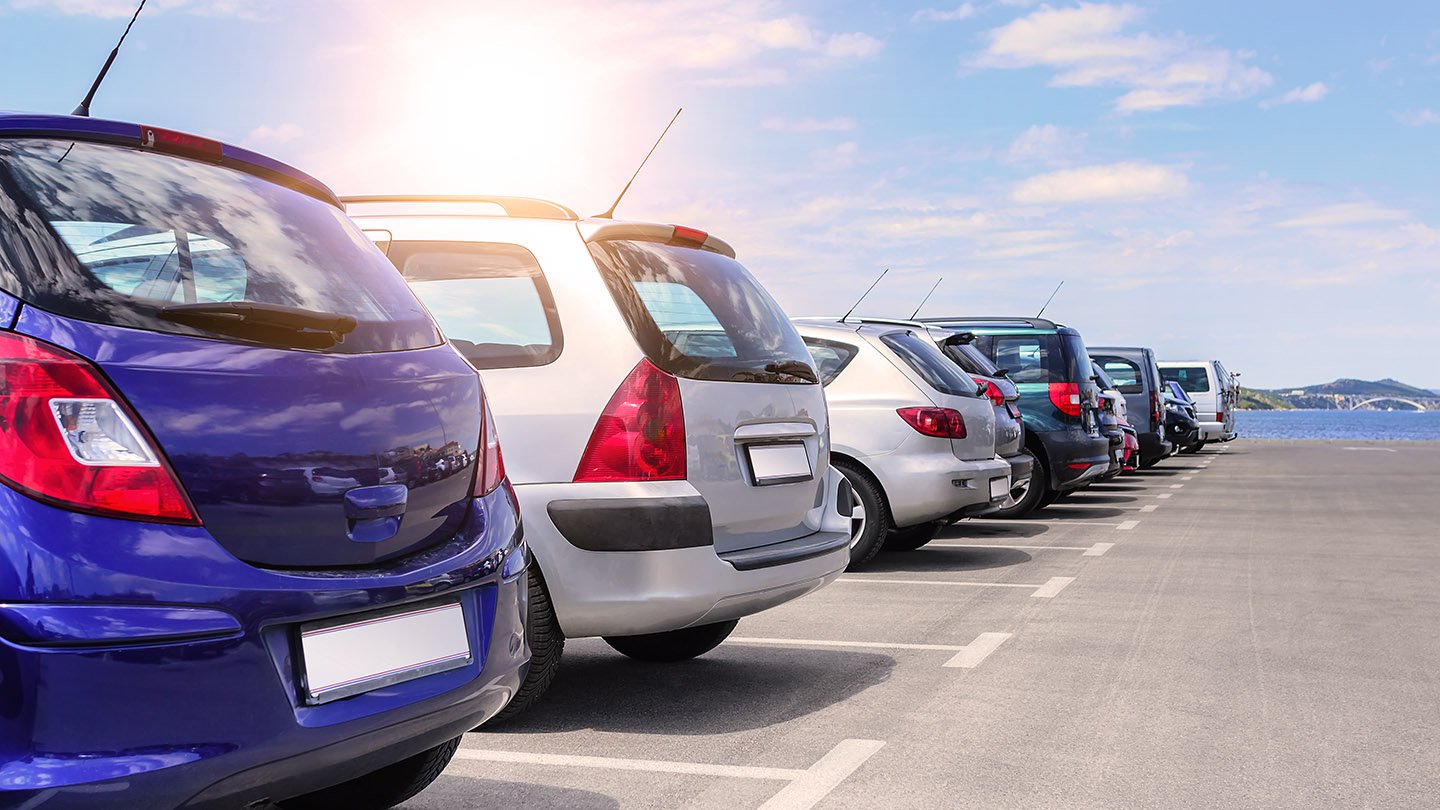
(763, 360), (819, 383)
(159, 302), (358, 349)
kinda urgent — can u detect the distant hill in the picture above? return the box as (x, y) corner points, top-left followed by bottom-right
(1240, 378), (1437, 410)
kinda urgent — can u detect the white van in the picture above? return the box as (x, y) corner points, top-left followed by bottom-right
(1158, 360), (1236, 446)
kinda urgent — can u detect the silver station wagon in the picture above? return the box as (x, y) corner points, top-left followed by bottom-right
(348, 196), (852, 721)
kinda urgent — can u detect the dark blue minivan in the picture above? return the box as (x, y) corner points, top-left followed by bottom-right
(0, 114), (527, 808)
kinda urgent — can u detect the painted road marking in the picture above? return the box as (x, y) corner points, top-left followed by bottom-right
(930, 542), (1091, 551)
(1344, 447), (1397, 453)
(1170, 484), (1185, 489)
(966, 519), (1123, 527)
(454, 738), (887, 810)
(1180, 475), (1194, 480)
(1031, 576), (1075, 598)
(729, 632), (1011, 671)
(943, 632), (1012, 669)
(1117, 520), (1139, 531)
(1083, 542), (1114, 556)
(1140, 504), (1158, 513)
(1157, 493), (1173, 499)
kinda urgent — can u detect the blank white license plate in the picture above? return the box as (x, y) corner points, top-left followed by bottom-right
(746, 442), (813, 486)
(299, 600), (471, 704)
(989, 476), (1010, 500)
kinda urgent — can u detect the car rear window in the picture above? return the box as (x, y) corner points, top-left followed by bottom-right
(588, 240), (817, 384)
(880, 332), (977, 397)
(386, 241), (562, 369)
(974, 332), (1090, 384)
(1092, 362), (1119, 390)
(942, 340), (1000, 377)
(0, 139), (438, 353)
(1161, 365), (1211, 393)
(802, 337), (858, 386)
(1093, 356), (1144, 394)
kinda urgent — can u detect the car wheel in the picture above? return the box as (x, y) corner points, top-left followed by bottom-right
(991, 456), (1049, 518)
(885, 521), (943, 552)
(604, 620), (739, 662)
(835, 461), (891, 567)
(280, 736), (461, 810)
(486, 568), (563, 724)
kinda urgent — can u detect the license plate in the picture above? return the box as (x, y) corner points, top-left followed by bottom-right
(746, 442), (812, 486)
(299, 599), (471, 705)
(989, 476), (1010, 500)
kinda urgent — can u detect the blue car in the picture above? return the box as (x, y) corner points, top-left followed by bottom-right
(0, 113), (528, 808)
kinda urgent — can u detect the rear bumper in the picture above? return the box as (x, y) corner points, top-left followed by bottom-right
(1138, 431), (1174, 460)
(1004, 451), (1034, 490)
(875, 453), (1012, 528)
(1197, 421), (1226, 441)
(516, 468), (851, 639)
(1037, 429), (1112, 491)
(0, 486), (527, 808)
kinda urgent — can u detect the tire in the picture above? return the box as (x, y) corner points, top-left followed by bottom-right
(885, 521), (943, 552)
(280, 736), (461, 810)
(486, 568), (563, 724)
(834, 461), (891, 568)
(604, 620), (739, 663)
(990, 453), (1049, 518)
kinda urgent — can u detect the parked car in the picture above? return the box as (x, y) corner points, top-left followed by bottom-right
(918, 316), (1110, 516)
(0, 115), (527, 808)
(1088, 346), (1173, 467)
(1091, 361), (1130, 480)
(1159, 360), (1236, 448)
(1163, 384), (1202, 452)
(350, 196), (852, 720)
(1213, 360), (1239, 440)
(793, 320), (1011, 558)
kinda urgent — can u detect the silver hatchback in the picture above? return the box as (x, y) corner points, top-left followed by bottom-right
(349, 197), (852, 720)
(795, 320), (1011, 562)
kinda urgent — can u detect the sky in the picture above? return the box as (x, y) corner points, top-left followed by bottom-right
(1, 0), (1438, 389)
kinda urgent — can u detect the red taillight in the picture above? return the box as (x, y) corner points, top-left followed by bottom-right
(1150, 391), (1162, 425)
(670, 225), (708, 247)
(574, 359), (686, 482)
(0, 332), (198, 524)
(896, 407), (967, 439)
(140, 125), (224, 162)
(981, 380), (1005, 407)
(1215, 410), (1224, 423)
(1048, 382), (1083, 417)
(474, 395), (506, 496)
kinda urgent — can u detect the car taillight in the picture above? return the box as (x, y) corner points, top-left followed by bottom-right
(896, 407), (967, 438)
(1048, 382), (1083, 417)
(981, 380), (1005, 407)
(574, 359), (686, 482)
(0, 332), (198, 524)
(474, 394), (506, 496)
(1150, 391), (1162, 425)
(1215, 410), (1224, 423)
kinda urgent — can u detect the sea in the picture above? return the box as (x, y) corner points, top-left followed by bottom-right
(1237, 410), (1440, 442)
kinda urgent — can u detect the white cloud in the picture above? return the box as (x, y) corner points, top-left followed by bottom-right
(1012, 162), (1189, 204)
(1397, 108), (1440, 127)
(762, 116), (857, 133)
(912, 4), (977, 22)
(974, 3), (1272, 111)
(243, 123), (303, 145)
(1005, 123), (1085, 164)
(1275, 202), (1410, 229)
(1260, 81), (1329, 109)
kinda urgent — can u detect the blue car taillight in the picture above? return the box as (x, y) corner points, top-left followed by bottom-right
(0, 332), (198, 524)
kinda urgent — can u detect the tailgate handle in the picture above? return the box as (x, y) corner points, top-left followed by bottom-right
(344, 485), (409, 544)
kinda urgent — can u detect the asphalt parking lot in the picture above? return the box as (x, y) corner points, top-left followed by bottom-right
(406, 440), (1440, 809)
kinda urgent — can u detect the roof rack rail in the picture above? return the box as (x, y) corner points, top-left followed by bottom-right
(339, 195), (578, 221)
(916, 316), (1059, 329)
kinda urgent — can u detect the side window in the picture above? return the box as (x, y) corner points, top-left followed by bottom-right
(803, 338), (858, 386)
(1095, 357), (1143, 394)
(880, 332), (977, 397)
(991, 337), (1048, 383)
(389, 241), (562, 369)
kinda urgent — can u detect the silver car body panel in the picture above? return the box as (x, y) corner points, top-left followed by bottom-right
(349, 210), (849, 638)
(1160, 360), (1231, 442)
(796, 321), (1009, 528)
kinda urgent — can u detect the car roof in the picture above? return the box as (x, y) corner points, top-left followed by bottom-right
(0, 111), (341, 207)
(919, 315), (1078, 334)
(792, 318), (940, 339)
(1090, 346), (1154, 356)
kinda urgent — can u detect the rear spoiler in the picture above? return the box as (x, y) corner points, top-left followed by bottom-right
(579, 220), (736, 259)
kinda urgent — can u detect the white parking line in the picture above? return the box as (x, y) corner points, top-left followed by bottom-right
(943, 632), (1012, 669)
(1083, 542), (1114, 556)
(1170, 484), (1185, 489)
(1030, 576), (1074, 598)
(837, 577), (1036, 589)
(1140, 504), (1158, 512)
(1117, 520), (1139, 531)
(454, 738), (887, 810)
(930, 542), (1090, 551)
(1344, 447), (1396, 453)
(966, 519), (1124, 527)
(729, 632), (1012, 671)
(1180, 475), (1194, 480)
(1157, 493), (1173, 499)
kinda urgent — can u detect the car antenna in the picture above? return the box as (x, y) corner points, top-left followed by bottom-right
(72, 0), (148, 117)
(910, 276), (943, 319)
(594, 107), (682, 219)
(1036, 280), (1065, 318)
(839, 268), (889, 323)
